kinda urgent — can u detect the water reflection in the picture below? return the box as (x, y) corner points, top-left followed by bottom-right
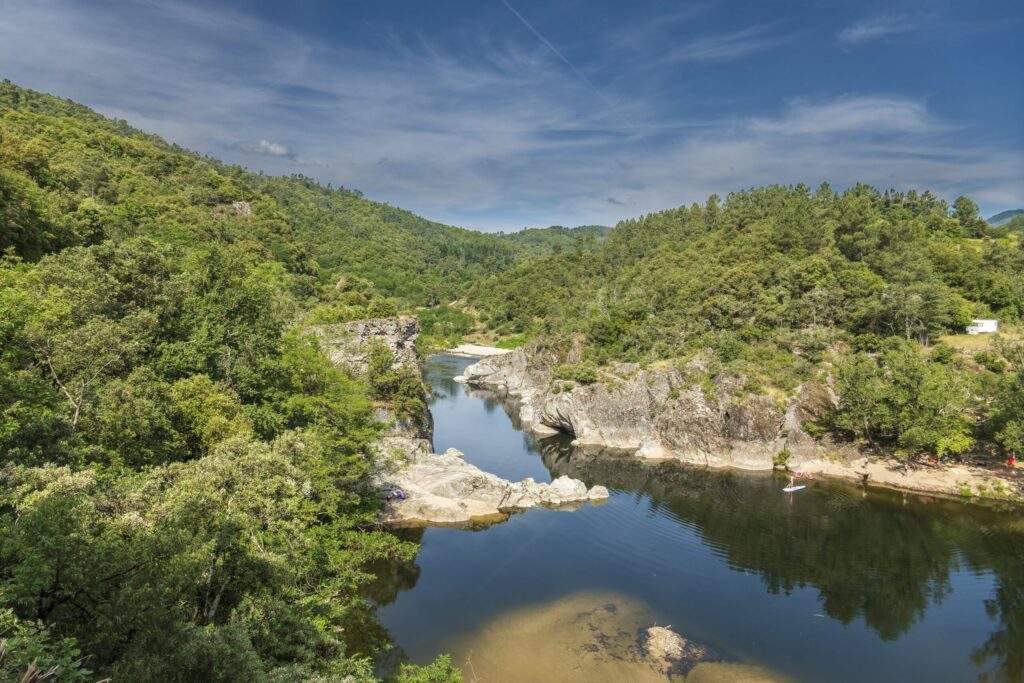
(542, 439), (1024, 679)
(369, 355), (1024, 682)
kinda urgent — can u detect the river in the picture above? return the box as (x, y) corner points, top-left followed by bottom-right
(369, 354), (1024, 682)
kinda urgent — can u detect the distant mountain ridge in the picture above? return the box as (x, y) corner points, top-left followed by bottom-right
(988, 209), (1024, 226)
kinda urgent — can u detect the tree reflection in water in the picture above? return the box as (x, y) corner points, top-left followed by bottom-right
(379, 361), (1024, 681)
(540, 439), (1024, 680)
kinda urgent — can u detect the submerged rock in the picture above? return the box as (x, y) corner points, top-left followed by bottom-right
(447, 592), (789, 682)
(640, 625), (717, 677)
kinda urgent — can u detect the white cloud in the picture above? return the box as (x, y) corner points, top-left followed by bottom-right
(750, 96), (949, 135)
(838, 16), (912, 45)
(235, 139), (293, 158)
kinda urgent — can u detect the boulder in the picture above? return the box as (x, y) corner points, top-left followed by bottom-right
(546, 475), (588, 503)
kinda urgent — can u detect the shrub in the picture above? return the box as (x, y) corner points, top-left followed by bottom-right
(552, 362), (599, 384)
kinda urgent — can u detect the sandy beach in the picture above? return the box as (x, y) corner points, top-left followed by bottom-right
(448, 343), (514, 357)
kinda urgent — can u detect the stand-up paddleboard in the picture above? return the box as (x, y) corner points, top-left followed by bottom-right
(783, 485), (806, 492)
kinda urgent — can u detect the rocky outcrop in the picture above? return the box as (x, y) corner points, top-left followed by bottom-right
(378, 447), (609, 527)
(311, 320), (613, 525)
(464, 348), (840, 470)
(310, 316), (420, 375)
(313, 316), (433, 455)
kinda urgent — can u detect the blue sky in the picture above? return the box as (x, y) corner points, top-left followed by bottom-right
(1, 0), (1021, 231)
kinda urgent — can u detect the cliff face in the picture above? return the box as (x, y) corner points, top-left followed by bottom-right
(311, 316), (432, 455)
(312, 316), (421, 374)
(463, 348), (840, 470)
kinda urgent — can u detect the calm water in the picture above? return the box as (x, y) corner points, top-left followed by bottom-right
(370, 354), (1024, 682)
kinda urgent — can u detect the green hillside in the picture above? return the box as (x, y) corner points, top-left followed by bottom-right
(988, 209), (1024, 227)
(0, 81), (459, 681)
(1, 80), (511, 307)
(468, 184), (1024, 458)
(497, 224), (610, 256)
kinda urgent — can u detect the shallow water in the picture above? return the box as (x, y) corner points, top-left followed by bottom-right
(372, 354), (1024, 682)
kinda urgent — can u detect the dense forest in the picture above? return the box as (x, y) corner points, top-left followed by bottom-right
(467, 185), (1024, 460)
(0, 81), (471, 680)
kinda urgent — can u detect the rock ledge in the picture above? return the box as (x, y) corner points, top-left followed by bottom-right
(378, 449), (608, 527)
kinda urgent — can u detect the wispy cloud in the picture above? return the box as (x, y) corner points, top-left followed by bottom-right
(668, 23), (793, 62)
(750, 95), (950, 135)
(837, 16), (913, 45)
(233, 138), (295, 158)
(498, 0), (625, 122)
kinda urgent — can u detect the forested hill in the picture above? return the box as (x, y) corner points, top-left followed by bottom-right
(1, 81), (473, 680)
(468, 184), (1024, 459)
(472, 184), (1021, 358)
(0, 80), (595, 309)
(988, 209), (1024, 229)
(496, 224), (610, 256)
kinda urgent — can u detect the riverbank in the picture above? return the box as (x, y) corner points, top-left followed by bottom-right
(791, 455), (1023, 503)
(459, 349), (1024, 505)
(377, 354), (1024, 683)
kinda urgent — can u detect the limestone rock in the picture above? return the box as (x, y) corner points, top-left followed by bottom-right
(310, 316), (420, 375)
(500, 477), (546, 510)
(379, 450), (605, 527)
(546, 475), (588, 503)
(315, 316), (433, 455)
(463, 344), (828, 471)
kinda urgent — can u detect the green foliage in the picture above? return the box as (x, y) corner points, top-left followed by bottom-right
(468, 184), (1024, 367)
(929, 342), (956, 364)
(417, 304), (475, 350)
(974, 350), (1008, 374)
(992, 367), (1024, 454)
(395, 654), (462, 682)
(0, 80), (442, 680)
(552, 362), (599, 384)
(831, 340), (974, 457)
(169, 374), (253, 454)
(365, 344), (428, 422)
(497, 224), (610, 257)
(0, 607), (94, 682)
(495, 334), (530, 349)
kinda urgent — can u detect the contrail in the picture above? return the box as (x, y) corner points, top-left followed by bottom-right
(499, 0), (625, 120)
